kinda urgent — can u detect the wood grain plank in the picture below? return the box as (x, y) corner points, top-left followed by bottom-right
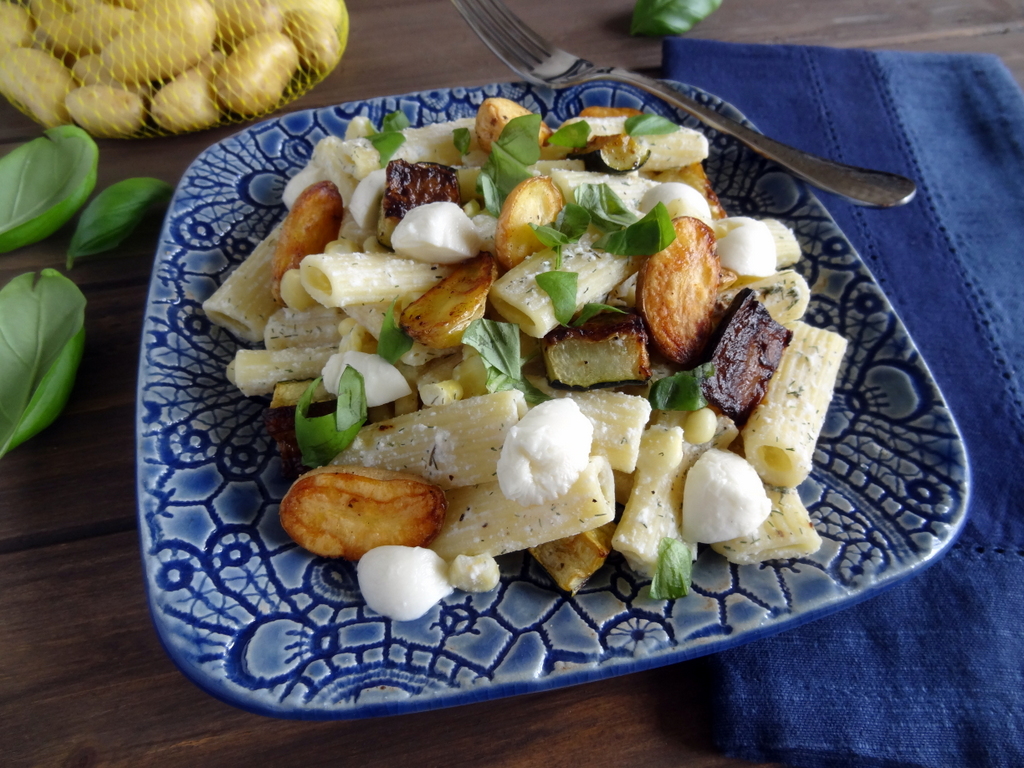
(0, 531), (777, 768)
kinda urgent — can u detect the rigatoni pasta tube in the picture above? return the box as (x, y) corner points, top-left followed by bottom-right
(430, 455), (615, 559)
(227, 345), (336, 397)
(331, 390), (527, 489)
(566, 390), (651, 474)
(712, 486), (822, 564)
(742, 321), (848, 487)
(263, 305), (344, 350)
(300, 251), (452, 308)
(202, 226), (281, 342)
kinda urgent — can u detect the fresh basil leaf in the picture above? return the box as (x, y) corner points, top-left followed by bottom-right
(477, 114), (543, 214)
(649, 537), (694, 600)
(530, 224), (572, 261)
(66, 177), (173, 267)
(453, 127), (471, 156)
(0, 269), (87, 459)
(380, 109), (410, 133)
(630, 0), (722, 36)
(378, 298), (413, 364)
(369, 132), (406, 167)
(574, 183), (637, 232)
(625, 113), (679, 136)
(548, 120), (591, 148)
(556, 203), (591, 240)
(0, 126), (98, 254)
(572, 303), (627, 326)
(462, 318), (549, 404)
(535, 271), (578, 326)
(648, 363), (715, 411)
(295, 371), (366, 468)
(596, 202), (675, 255)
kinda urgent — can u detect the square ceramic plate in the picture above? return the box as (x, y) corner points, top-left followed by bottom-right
(137, 80), (968, 718)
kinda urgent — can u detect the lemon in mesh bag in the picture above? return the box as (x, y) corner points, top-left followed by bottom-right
(0, 0), (348, 137)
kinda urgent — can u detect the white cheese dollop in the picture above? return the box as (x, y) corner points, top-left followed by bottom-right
(714, 217), (776, 277)
(357, 546), (453, 621)
(496, 398), (594, 506)
(639, 182), (713, 226)
(391, 201), (482, 264)
(345, 168), (386, 234)
(681, 448), (772, 543)
(448, 553), (501, 593)
(322, 350), (412, 407)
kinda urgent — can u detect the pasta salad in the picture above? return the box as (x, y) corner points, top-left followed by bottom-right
(202, 97), (847, 621)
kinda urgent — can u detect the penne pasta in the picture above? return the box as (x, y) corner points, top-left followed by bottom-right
(202, 226), (281, 343)
(300, 251), (453, 307)
(227, 345), (336, 397)
(263, 305), (345, 350)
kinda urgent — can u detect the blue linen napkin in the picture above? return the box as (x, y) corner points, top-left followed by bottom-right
(662, 39), (1024, 767)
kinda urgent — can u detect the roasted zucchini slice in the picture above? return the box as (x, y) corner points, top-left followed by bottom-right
(700, 288), (793, 426)
(541, 312), (651, 389)
(576, 134), (651, 174)
(529, 522), (616, 594)
(377, 159), (460, 247)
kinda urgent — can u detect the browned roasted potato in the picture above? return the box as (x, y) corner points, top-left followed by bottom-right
(280, 465), (448, 559)
(700, 288), (793, 426)
(577, 106), (643, 119)
(637, 216), (720, 366)
(541, 311), (651, 389)
(653, 163), (727, 220)
(494, 175), (564, 270)
(400, 252), (497, 348)
(271, 180), (344, 303)
(377, 159), (460, 247)
(475, 97), (553, 153)
(529, 522), (616, 594)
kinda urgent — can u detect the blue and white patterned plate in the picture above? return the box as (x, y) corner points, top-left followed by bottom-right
(137, 81), (968, 718)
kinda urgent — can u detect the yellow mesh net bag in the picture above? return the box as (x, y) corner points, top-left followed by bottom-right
(0, 0), (348, 137)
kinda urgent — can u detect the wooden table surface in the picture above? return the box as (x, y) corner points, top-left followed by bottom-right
(1, 1), (1020, 765)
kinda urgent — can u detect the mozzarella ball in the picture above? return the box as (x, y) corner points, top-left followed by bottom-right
(496, 398), (594, 506)
(322, 350), (411, 406)
(357, 546), (453, 621)
(391, 201), (482, 263)
(345, 168), (386, 233)
(714, 217), (776, 277)
(639, 182), (713, 225)
(681, 448), (772, 543)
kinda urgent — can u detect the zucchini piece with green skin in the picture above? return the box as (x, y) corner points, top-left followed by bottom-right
(576, 134), (651, 175)
(542, 312), (651, 389)
(530, 521), (617, 595)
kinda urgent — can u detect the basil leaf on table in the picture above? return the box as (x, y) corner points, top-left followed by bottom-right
(625, 114), (680, 136)
(649, 537), (694, 600)
(295, 369), (367, 468)
(630, 0), (723, 37)
(377, 298), (413, 364)
(535, 271), (578, 326)
(0, 126), (98, 254)
(596, 202), (676, 255)
(0, 269), (87, 459)
(67, 177), (173, 267)
(648, 363), (715, 411)
(462, 318), (549, 404)
(548, 120), (591, 148)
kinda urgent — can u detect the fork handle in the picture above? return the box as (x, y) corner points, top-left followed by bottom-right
(597, 68), (916, 208)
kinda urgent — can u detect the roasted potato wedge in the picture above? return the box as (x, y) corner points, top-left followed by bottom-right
(475, 97), (553, 153)
(280, 465), (447, 559)
(529, 521), (616, 594)
(541, 311), (651, 389)
(400, 252), (497, 348)
(377, 159), (460, 247)
(577, 106), (644, 118)
(494, 175), (564, 270)
(701, 288), (793, 426)
(637, 216), (721, 366)
(653, 163), (727, 220)
(272, 180), (344, 303)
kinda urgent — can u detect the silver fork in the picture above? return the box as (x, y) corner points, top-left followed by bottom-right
(452, 0), (916, 208)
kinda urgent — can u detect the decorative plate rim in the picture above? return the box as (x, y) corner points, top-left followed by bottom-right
(136, 79), (969, 719)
